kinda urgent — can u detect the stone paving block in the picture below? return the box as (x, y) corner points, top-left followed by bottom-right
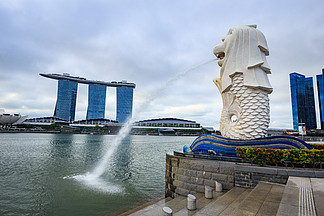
(204, 179), (215, 187)
(204, 165), (219, 173)
(276, 203), (299, 216)
(178, 175), (191, 183)
(277, 168), (289, 176)
(218, 189), (252, 216)
(173, 180), (184, 188)
(196, 170), (203, 178)
(222, 182), (234, 190)
(171, 158), (179, 167)
(128, 203), (161, 216)
(194, 187), (247, 216)
(253, 166), (278, 175)
(177, 168), (185, 175)
(190, 177), (203, 185)
(183, 182), (197, 191)
(315, 171), (324, 177)
(184, 169), (197, 177)
(196, 185), (205, 193)
(175, 188), (190, 196)
(227, 175), (234, 183)
(190, 163), (204, 170)
(219, 166), (234, 175)
(179, 162), (192, 170)
(264, 184), (285, 203)
(233, 199), (262, 216)
(269, 176), (287, 184)
(279, 187), (299, 207)
(287, 169), (316, 177)
(211, 173), (228, 182)
(174, 174), (180, 181)
(311, 178), (324, 215)
(234, 164), (255, 172)
(257, 202), (280, 216)
(197, 171), (212, 179)
(160, 195), (186, 214)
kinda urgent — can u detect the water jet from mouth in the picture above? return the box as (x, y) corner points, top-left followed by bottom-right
(67, 58), (217, 193)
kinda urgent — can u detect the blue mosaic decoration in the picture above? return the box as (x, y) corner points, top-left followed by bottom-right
(189, 134), (311, 157)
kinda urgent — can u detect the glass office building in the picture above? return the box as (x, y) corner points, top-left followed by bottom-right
(54, 80), (78, 121)
(290, 72), (317, 131)
(41, 73), (136, 123)
(116, 87), (133, 123)
(317, 69), (324, 129)
(86, 84), (107, 120)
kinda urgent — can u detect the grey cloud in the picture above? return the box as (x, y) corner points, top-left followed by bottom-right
(1, 0), (324, 129)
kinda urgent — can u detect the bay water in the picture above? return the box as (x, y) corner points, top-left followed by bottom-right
(0, 133), (194, 216)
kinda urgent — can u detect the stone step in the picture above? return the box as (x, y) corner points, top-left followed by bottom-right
(173, 191), (225, 216)
(218, 188), (252, 216)
(192, 181), (285, 216)
(231, 181), (285, 216)
(193, 187), (249, 216)
(126, 191), (225, 216)
(277, 177), (317, 216)
(126, 196), (183, 216)
(125, 181), (287, 216)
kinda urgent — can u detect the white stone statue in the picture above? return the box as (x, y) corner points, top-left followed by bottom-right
(213, 25), (272, 139)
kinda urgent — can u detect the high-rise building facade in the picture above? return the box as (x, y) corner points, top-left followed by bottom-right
(41, 73), (135, 123)
(316, 69), (324, 129)
(86, 84), (107, 120)
(290, 72), (317, 130)
(54, 79), (78, 121)
(116, 87), (133, 123)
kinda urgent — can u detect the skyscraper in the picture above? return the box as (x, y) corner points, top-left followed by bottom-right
(86, 84), (107, 120)
(116, 86), (133, 123)
(41, 73), (136, 123)
(290, 72), (317, 130)
(316, 69), (324, 129)
(54, 79), (78, 121)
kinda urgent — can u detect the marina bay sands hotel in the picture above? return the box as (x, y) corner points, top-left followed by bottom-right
(40, 73), (135, 123)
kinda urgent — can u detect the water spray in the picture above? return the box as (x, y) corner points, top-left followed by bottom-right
(67, 58), (217, 193)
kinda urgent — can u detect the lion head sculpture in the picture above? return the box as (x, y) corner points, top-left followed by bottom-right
(213, 25), (273, 94)
(213, 25), (272, 139)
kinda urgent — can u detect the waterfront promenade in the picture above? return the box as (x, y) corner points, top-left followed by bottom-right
(120, 150), (324, 215)
(122, 176), (324, 215)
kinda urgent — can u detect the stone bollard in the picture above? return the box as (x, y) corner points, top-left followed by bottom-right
(215, 181), (222, 192)
(162, 206), (173, 216)
(205, 185), (213, 199)
(187, 194), (196, 210)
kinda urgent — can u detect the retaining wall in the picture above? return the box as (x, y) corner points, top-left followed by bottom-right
(165, 153), (324, 198)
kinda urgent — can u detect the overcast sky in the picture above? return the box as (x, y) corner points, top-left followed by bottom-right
(0, 0), (323, 129)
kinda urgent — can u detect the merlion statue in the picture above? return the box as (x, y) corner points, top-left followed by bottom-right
(213, 25), (272, 139)
(187, 25), (310, 156)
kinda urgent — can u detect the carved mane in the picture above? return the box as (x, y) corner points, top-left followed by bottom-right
(215, 25), (273, 94)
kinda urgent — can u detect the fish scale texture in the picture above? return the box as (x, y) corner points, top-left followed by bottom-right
(220, 74), (270, 139)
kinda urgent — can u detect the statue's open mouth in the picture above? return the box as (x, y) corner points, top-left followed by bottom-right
(215, 52), (225, 60)
(215, 51), (225, 67)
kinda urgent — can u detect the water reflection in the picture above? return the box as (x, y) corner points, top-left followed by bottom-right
(49, 134), (73, 160)
(110, 136), (134, 182)
(0, 133), (194, 216)
(84, 134), (105, 164)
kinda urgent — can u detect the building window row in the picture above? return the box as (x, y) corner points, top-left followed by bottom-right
(135, 122), (200, 128)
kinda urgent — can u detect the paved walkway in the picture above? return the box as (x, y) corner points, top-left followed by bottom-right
(121, 177), (324, 216)
(277, 177), (324, 216)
